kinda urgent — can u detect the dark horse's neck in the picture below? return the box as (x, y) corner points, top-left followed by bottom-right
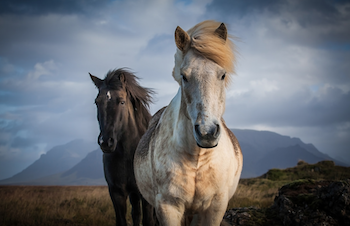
(115, 105), (151, 157)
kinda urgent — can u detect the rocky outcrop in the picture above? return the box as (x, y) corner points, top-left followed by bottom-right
(224, 179), (350, 226)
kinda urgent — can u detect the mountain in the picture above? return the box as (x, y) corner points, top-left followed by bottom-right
(1, 129), (347, 185)
(0, 139), (98, 185)
(24, 149), (106, 185)
(231, 129), (348, 178)
(62, 149), (104, 180)
(255, 144), (324, 175)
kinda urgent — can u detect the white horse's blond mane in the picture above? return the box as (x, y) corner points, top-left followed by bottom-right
(175, 20), (237, 86)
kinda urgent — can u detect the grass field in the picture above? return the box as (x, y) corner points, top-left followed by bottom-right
(0, 186), (119, 226)
(0, 182), (272, 226)
(1, 161), (348, 225)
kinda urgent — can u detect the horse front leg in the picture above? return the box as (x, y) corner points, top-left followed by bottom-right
(109, 186), (128, 226)
(198, 195), (229, 226)
(141, 196), (158, 226)
(155, 194), (184, 226)
(129, 191), (141, 225)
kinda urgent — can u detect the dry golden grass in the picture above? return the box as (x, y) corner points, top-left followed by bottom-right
(0, 186), (134, 226)
(2, 161), (346, 225)
(1, 182), (281, 226)
(227, 160), (350, 210)
(228, 178), (287, 209)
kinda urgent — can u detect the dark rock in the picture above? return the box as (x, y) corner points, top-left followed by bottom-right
(273, 179), (350, 226)
(224, 179), (350, 226)
(223, 206), (264, 226)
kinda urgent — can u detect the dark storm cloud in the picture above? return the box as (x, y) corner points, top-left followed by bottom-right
(208, 0), (350, 46)
(208, 0), (350, 21)
(0, 0), (110, 15)
(0, 14), (94, 67)
(207, 0), (283, 18)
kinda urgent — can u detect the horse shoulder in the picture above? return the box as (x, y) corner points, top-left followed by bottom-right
(221, 119), (242, 157)
(149, 106), (167, 129)
(220, 120), (243, 179)
(135, 106), (167, 159)
(134, 106), (167, 205)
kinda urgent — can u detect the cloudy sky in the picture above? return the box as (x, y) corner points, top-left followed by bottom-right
(0, 0), (349, 179)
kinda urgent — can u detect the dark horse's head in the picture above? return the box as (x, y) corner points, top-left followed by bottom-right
(90, 68), (153, 153)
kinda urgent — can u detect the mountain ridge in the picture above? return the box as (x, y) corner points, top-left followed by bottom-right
(1, 129), (347, 185)
(232, 129), (347, 178)
(0, 139), (98, 185)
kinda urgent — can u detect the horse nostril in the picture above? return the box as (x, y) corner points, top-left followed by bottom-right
(98, 134), (103, 145)
(212, 124), (220, 139)
(195, 124), (202, 138)
(107, 138), (114, 148)
(195, 123), (220, 140)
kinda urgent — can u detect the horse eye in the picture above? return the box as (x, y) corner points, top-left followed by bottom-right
(221, 73), (226, 80)
(182, 75), (188, 83)
(120, 101), (125, 105)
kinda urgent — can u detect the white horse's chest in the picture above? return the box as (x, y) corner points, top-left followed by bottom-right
(192, 164), (223, 211)
(157, 150), (227, 212)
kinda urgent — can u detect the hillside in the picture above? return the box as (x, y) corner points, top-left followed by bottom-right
(225, 160), (350, 225)
(231, 129), (348, 178)
(255, 144), (325, 175)
(0, 140), (98, 185)
(24, 150), (106, 186)
(261, 159), (350, 181)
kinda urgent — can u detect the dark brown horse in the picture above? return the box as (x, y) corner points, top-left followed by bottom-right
(90, 68), (156, 226)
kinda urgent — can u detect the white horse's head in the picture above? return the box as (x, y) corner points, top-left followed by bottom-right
(173, 21), (236, 148)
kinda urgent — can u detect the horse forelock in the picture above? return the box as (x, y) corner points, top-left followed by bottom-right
(175, 20), (237, 86)
(104, 68), (154, 128)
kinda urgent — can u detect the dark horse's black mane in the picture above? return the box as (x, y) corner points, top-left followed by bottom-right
(104, 68), (154, 130)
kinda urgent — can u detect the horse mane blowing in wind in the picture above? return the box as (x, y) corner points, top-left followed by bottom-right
(134, 20), (243, 226)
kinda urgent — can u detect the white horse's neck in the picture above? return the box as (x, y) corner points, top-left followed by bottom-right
(162, 87), (213, 161)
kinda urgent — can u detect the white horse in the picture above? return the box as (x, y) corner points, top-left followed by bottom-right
(134, 20), (243, 226)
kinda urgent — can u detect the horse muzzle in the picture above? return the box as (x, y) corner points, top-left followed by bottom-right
(98, 133), (117, 153)
(194, 123), (220, 149)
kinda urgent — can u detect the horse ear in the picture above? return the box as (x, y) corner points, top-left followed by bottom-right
(175, 26), (190, 52)
(214, 23), (227, 41)
(119, 73), (126, 84)
(90, 73), (103, 88)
